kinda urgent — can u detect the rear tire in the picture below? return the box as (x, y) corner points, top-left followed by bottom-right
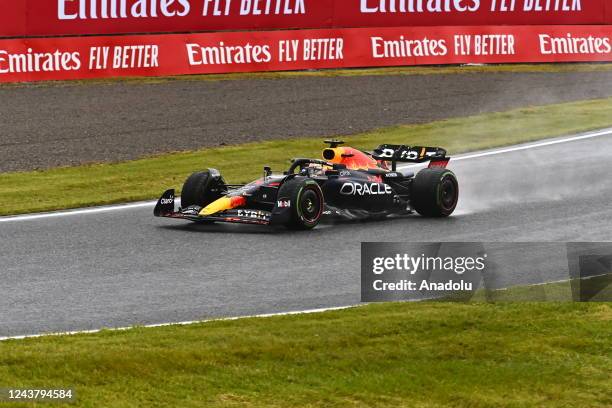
(411, 167), (459, 217)
(278, 178), (324, 230)
(181, 170), (226, 208)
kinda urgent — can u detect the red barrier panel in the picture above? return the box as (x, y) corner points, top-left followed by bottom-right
(1, 25), (611, 83)
(0, 0), (608, 38)
(20, 0), (333, 37)
(334, 1), (606, 27)
(0, 1), (26, 38)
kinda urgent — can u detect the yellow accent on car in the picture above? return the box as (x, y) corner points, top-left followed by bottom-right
(199, 197), (233, 216)
(323, 147), (345, 163)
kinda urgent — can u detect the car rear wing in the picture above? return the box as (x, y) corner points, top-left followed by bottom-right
(372, 145), (450, 170)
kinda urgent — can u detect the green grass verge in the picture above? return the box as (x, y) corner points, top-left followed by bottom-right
(1, 299), (610, 407)
(2, 97), (612, 216)
(3, 63), (612, 88)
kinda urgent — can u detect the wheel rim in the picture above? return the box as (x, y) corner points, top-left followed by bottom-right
(299, 188), (322, 223)
(440, 176), (458, 211)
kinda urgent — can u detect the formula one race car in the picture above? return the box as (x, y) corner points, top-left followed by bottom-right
(154, 140), (459, 230)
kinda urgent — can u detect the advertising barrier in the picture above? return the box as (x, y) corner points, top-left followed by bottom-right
(1, 25), (612, 83)
(335, 0), (606, 28)
(0, 0), (609, 38)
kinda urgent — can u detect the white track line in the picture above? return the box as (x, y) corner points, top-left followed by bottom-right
(452, 127), (612, 162)
(2, 272), (594, 342)
(1, 127), (611, 224)
(1, 272), (603, 342)
(0, 305), (358, 342)
(0, 201), (155, 223)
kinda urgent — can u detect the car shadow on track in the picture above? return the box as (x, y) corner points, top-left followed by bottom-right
(154, 213), (462, 235)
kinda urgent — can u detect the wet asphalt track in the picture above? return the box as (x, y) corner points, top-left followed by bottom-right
(1, 130), (612, 337)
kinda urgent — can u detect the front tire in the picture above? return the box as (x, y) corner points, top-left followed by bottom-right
(411, 167), (459, 217)
(181, 169), (226, 208)
(278, 178), (324, 230)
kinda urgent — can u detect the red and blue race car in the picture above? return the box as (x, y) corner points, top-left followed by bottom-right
(154, 140), (458, 229)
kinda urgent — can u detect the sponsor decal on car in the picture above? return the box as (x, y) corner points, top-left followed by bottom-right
(376, 148), (397, 159)
(378, 147), (435, 161)
(237, 209), (269, 220)
(277, 199), (291, 208)
(340, 182), (393, 196)
(160, 196), (174, 205)
(181, 207), (200, 216)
